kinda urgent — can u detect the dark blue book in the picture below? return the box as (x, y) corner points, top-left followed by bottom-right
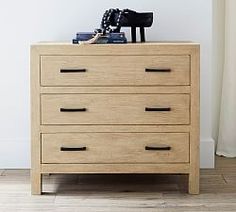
(76, 32), (95, 41)
(73, 32), (127, 44)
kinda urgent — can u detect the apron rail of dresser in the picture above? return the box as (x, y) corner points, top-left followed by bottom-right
(40, 164), (190, 174)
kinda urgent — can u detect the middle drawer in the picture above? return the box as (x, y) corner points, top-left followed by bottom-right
(41, 94), (190, 125)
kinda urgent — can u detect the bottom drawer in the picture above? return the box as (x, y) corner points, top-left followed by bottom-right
(42, 133), (189, 164)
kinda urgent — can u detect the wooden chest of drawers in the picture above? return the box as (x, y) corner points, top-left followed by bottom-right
(31, 42), (200, 194)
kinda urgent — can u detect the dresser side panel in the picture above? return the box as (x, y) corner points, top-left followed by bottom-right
(189, 45), (200, 194)
(30, 46), (42, 194)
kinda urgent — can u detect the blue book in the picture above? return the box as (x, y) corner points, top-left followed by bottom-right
(76, 32), (95, 41)
(73, 32), (127, 44)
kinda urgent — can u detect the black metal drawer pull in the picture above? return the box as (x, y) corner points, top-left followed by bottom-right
(60, 108), (87, 112)
(145, 146), (171, 151)
(145, 107), (171, 112)
(60, 69), (87, 73)
(145, 68), (171, 72)
(60, 147), (87, 151)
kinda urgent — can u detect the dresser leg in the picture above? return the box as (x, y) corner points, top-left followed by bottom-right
(31, 172), (42, 195)
(188, 173), (199, 194)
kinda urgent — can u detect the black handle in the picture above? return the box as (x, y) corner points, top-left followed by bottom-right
(145, 146), (171, 151)
(60, 108), (87, 112)
(60, 147), (87, 151)
(60, 69), (87, 73)
(145, 68), (171, 72)
(145, 107), (171, 112)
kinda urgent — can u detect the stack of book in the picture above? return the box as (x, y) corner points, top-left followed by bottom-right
(72, 32), (127, 44)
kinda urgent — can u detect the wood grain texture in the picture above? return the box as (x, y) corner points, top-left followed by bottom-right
(40, 125), (191, 133)
(40, 86), (191, 94)
(42, 133), (189, 164)
(41, 94), (190, 125)
(41, 55), (190, 86)
(32, 42), (199, 56)
(188, 45), (200, 194)
(31, 42), (200, 195)
(41, 164), (190, 174)
(30, 46), (42, 195)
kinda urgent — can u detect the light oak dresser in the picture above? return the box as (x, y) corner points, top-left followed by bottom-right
(31, 42), (200, 195)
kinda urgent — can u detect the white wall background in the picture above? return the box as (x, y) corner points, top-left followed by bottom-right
(0, 0), (214, 168)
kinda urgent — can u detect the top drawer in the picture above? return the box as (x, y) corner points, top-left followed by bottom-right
(41, 56), (190, 86)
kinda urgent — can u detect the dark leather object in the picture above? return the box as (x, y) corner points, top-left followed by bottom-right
(112, 11), (153, 28)
(109, 10), (153, 43)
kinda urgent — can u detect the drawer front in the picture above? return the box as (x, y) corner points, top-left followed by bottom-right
(41, 56), (190, 86)
(41, 94), (190, 125)
(42, 133), (189, 164)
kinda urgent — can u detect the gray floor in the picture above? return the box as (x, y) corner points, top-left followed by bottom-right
(0, 156), (236, 212)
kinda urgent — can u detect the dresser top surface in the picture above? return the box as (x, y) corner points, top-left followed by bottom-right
(31, 42), (200, 55)
(32, 41), (199, 46)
